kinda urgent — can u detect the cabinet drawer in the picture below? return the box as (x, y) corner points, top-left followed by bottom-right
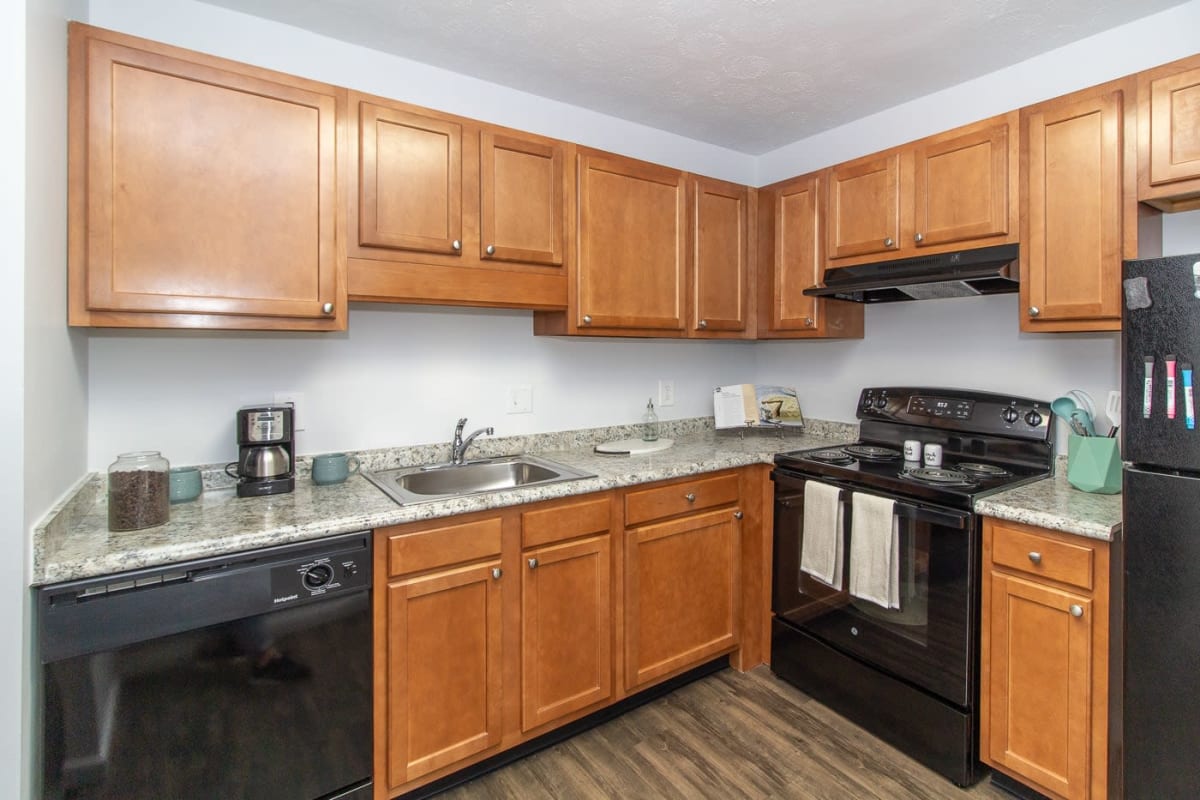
(522, 495), (610, 548)
(624, 473), (739, 526)
(386, 516), (503, 577)
(990, 521), (1095, 591)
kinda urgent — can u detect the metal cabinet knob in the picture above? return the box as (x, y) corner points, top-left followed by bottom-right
(485, 244), (496, 256)
(452, 239), (462, 251)
(685, 492), (696, 503)
(698, 319), (708, 329)
(1029, 306), (1040, 317)
(321, 302), (334, 315)
(582, 315), (592, 325)
(527, 558), (538, 570)
(1028, 552), (1042, 565)
(1070, 604), (1083, 618)
(884, 237), (895, 248)
(803, 317), (814, 327)
(734, 511), (744, 520)
(492, 567), (502, 579)
(914, 233), (924, 243)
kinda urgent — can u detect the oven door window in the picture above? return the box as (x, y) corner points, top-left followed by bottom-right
(773, 476), (975, 707)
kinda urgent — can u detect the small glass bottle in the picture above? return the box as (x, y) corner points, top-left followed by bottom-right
(108, 451), (170, 531)
(642, 398), (660, 442)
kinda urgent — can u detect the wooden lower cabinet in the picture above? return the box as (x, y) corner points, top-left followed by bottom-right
(981, 518), (1110, 800)
(521, 534), (612, 731)
(385, 559), (504, 787)
(373, 471), (765, 799)
(623, 475), (742, 692)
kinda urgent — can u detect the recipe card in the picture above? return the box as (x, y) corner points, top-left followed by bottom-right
(714, 384), (805, 429)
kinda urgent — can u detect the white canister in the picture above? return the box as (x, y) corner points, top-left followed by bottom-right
(903, 439), (921, 461)
(923, 443), (944, 468)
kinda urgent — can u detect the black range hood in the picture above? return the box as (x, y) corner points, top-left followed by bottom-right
(803, 243), (1020, 303)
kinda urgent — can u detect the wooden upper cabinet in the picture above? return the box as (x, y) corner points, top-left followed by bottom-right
(913, 121), (1010, 247)
(480, 131), (564, 266)
(1138, 54), (1200, 211)
(1021, 81), (1132, 332)
(358, 103), (462, 255)
(347, 93), (568, 310)
(756, 173), (863, 340)
(690, 176), (750, 337)
(572, 150), (687, 333)
(824, 112), (1017, 268)
(67, 24), (345, 330)
(827, 153), (900, 259)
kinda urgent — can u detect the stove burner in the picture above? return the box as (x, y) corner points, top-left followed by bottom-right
(843, 444), (902, 461)
(955, 462), (1012, 478)
(804, 449), (856, 465)
(904, 468), (976, 486)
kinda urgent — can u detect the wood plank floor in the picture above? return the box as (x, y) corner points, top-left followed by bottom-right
(438, 666), (1012, 799)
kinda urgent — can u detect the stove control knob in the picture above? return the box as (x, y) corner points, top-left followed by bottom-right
(874, 396), (887, 409)
(1001, 407), (1020, 424)
(1024, 410), (1043, 427)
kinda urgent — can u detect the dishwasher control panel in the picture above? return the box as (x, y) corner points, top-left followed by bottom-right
(269, 542), (370, 605)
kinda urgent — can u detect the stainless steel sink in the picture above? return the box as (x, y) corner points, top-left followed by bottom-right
(363, 454), (596, 505)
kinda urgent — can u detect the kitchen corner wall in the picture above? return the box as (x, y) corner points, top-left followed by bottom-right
(83, 0), (1200, 471)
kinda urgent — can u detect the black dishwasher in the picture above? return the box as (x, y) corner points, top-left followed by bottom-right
(38, 531), (372, 800)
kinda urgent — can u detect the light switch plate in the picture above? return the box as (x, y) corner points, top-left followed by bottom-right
(506, 384), (533, 414)
(658, 380), (675, 407)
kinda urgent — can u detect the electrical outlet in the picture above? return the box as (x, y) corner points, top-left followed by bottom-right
(658, 380), (675, 407)
(506, 385), (533, 414)
(273, 391), (304, 415)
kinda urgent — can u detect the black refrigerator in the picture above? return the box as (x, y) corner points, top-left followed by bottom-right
(1121, 253), (1200, 799)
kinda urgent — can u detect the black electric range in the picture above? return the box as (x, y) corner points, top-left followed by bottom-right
(769, 387), (1055, 787)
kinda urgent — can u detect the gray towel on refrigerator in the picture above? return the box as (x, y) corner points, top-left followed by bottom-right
(800, 480), (844, 588)
(849, 492), (900, 609)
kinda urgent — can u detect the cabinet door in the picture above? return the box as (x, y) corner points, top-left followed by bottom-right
(625, 507), (739, 690)
(1022, 88), (1124, 330)
(576, 152), (687, 331)
(521, 535), (612, 732)
(690, 176), (749, 335)
(69, 27), (342, 327)
(986, 572), (1091, 800)
(359, 102), (463, 255)
(770, 174), (821, 331)
(913, 121), (1011, 247)
(827, 153), (900, 260)
(480, 130), (564, 266)
(1146, 64), (1200, 188)
(385, 560), (502, 787)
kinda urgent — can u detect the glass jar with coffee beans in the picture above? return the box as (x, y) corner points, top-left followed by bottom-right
(107, 451), (170, 531)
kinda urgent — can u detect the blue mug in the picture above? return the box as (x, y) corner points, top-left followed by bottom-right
(311, 453), (360, 485)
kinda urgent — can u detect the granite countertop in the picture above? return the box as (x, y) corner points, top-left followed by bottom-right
(33, 419), (851, 585)
(34, 420), (1123, 586)
(974, 461), (1122, 542)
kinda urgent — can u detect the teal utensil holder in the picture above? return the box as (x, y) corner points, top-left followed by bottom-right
(1066, 434), (1122, 494)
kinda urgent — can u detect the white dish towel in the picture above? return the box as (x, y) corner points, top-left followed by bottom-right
(849, 492), (900, 609)
(799, 480), (844, 589)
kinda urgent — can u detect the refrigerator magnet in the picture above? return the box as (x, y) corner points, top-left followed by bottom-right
(1143, 356), (1154, 419)
(1184, 362), (1195, 430)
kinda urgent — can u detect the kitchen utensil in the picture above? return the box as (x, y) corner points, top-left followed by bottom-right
(1051, 395), (1080, 426)
(1071, 409), (1096, 436)
(1106, 390), (1121, 434)
(1068, 389), (1097, 421)
(239, 444), (291, 478)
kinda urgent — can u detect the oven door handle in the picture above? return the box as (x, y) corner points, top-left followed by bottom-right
(890, 501), (971, 530)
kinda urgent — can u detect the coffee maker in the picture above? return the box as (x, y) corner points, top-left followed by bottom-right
(233, 404), (295, 497)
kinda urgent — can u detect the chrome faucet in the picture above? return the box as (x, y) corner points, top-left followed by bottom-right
(451, 417), (494, 465)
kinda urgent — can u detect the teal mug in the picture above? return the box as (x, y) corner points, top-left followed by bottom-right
(169, 467), (203, 504)
(311, 453), (360, 485)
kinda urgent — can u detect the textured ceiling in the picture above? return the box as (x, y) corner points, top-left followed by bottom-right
(202, 0), (1186, 154)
